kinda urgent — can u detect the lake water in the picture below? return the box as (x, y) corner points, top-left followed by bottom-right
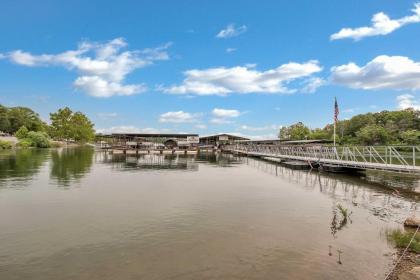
(0, 147), (419, 280)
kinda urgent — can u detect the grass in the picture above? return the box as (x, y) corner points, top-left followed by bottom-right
(337, 204), (349, 219)
(388, 229), (420, 253)
(0, 139), (12, 149)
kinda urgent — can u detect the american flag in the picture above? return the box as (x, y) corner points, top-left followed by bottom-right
(334, 97), (339, 123)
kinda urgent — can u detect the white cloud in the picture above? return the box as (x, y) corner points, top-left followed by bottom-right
(74, 76), (147, 98)
(96, 126), (169, 134)
(301, 77), (326, 93)
(331, 3), (420, 40)
(226, 48), (237, 53)
(5, 38), (170, 97)
(239, 124), (281, 131)
(163, 60), (322, 96)
(221, 131), (278, 140)
(210, 118), (233, 125)
(331, 55), (420, 90)
(159, 111), (201, 123)
(216, 24), (247, 38)
(246, 134), (279, 140)
(212, 108), (240, 118)
(210, 108), (241, 125)
(195, 124), (207, 129)
(397, 94), (420, 110)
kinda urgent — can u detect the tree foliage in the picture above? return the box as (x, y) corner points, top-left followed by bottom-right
(49, 107), (95, 142)
(15, 126), (29, 139)
(279, 109), (420, 145)
(0, 105), (46, 134)
(279, 122), (311, 140)
(26, 131), (51, 148)
(356, 125), (390, 145)
(1, 104), (96, 146)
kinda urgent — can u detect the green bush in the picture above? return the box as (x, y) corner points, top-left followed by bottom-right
(15, 126), (29, 139)
(388, 229), (420, 253)
(17, 131), (51, 148)
(17, 139), (32, 148)
(0, 139), (12, 149)
(26, 131), (50, 148)
(400, 130), (420, 145)
(356, 124), (390, 145)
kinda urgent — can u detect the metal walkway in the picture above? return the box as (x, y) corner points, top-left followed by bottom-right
(224, 144), (420, 174)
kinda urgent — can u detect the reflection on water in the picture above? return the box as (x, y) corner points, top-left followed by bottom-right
(0, 149), (49, 187)
(0, 148), (420, 280)
(50, 147), (94, 186)
(97, 153), (199, 171)
(241, 156), (419, 223)
(195, 152), (242, 167)
(364, 170), (420, 192)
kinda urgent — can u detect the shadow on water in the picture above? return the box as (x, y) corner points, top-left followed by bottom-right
(240, 156), (420, 223)
(0, 149), (49, 187)
(95, 151), (243, 171)
(195, 152), (242, 167)
(96, 152), (199, 171)
(50, 147), (94, 187)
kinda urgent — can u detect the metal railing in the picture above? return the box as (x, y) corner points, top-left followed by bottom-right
(223, 144), (420, 172)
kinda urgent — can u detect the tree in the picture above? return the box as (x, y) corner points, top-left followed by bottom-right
(7, 106), (45, 133)
(49, 107), (73, 140)
(279, 122), (311, 140)
(310, 128), (330, 140)
(69, 112), (95, 142)
(49, 107), (95, 142)
(15, 126), (29, 139)
(345, 113), (375, 137)
(356, 125), (390, 145)
(0, 105), (10, 133)
(400, 130), (420, 145)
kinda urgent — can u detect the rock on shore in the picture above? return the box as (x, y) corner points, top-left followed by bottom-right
(399, 266), (420, 280)
(404, 217), (420, 228)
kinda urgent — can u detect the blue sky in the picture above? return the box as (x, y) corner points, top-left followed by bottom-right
(1, 0), (419, 139)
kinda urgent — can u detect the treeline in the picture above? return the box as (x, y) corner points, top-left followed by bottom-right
(0, 105), (95, 148)
(279, 109), (420, 145)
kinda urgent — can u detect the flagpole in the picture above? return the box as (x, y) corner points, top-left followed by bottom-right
(333, 97), (337, 146)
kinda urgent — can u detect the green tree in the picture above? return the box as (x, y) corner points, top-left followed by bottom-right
(15, 126), (29, 139)
(356, 125), (390, 145)
(70, 112), (95, 142)
(310, 128), (330, 140)
(345, 113), (376, 137)
(7, 106), (45, 133)
(279, 122), (311, 140)
(400, 130), (420, 145)
(0, 105), (10, 133)
(49, 107), (95, 142)
(49, 107), (73, 140)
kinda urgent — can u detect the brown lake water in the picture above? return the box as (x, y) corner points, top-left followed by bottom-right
(0, 147), (419, 280)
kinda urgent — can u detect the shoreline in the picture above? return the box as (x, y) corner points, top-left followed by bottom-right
(387, 249), (419, 280)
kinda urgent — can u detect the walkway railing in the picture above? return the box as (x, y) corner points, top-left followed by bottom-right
(223, 144), (420, 173)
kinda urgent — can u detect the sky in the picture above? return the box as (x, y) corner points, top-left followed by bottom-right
(0, 0), (420, 139)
